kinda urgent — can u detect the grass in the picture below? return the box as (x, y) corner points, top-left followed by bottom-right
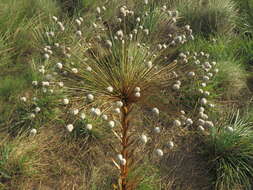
(200, 110), (253, 190)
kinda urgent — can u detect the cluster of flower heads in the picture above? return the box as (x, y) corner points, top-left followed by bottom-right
(18, 2), (224, 168)
(169, 50), (220, 133)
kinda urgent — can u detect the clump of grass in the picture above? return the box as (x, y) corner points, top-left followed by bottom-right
(0, 135), (42, 189)
(200, 110), (253, 190)
(168, 0), (238, 36)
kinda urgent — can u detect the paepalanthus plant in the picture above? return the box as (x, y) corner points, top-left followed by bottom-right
(19, 1), (219, 189)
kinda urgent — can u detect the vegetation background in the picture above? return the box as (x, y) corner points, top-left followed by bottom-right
(0, 0), (253, 189)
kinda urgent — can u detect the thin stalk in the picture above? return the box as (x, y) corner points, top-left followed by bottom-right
(120, 104), (132, 190)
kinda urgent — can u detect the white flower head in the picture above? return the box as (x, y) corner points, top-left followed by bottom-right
(86, 124), (93, 130)
(72, 68), (78, 73)
(134, 87), (141, 92)
(76, 30), (82, 36)
(108, 120), (115, 128)
(86, 66), (92, 72)
(30, 128), (37, 136)
(102, 114), (108, 121)
(227, 127), (234, 132)
(30, 113), (36, 119)
(188, 71), (195, 77)
(155, 149), (163, 157)
(32, 81), (38, 86)
(66, 124), (74, 132)
(198, 125), (205, 132)
(52, 16), (58, 22)
(172, 84), (180, 90)
(117, 154), (123, 161)
(144, 0), (148, 5)
(135, 92), (141, 98)
(72, 109), (79, 115)
(168, 141), (174, 149)
(106, 40), (112, 48)
(87, 94), (94, 101)
(58, 82), (64, 87)
(154, 127), (161, 134)
(20, 97), (27, 102)
(116, 101), (123, 107)
(114, 108), (121, 114)
(96, 7), (101, 14)
(173, 119), (181, 127)
(35, 107), (41, 113)
(107, 86), (114, 92)
(56, 62), (63, 69)
(152, 107), (159, 116)
(120, 158), (126, 165)
(185, 118), (193, 125)
(140, 134), (148, 143)
(146, 61), (152, 69)
(75, 19), (81, 26)
(200, 98), (207, 105)
(80, 113), (86, 119)
(63, 98), (69, 105)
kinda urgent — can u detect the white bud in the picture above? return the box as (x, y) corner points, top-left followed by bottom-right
(204, 91), (210, 96)
(30, 128), (37, 136)
(188, 71), (195, 77)
(154, 127), (161, 134)
(56, 62), (63, 69)
(76, 30), (82, 36)
(199, 107), (205, 112)
(86, 124), (92, 130)
(87, 94), (94, 101)
(227, 127), (234, 132)
(44, 53), (50, 59)
(108, 120), (115, 128)
(66, 124), (74, 132)
(80, 113), (86, 119)
(172, 84), (180, 90)
(120, 158), (126, 165)
(58, 82), (64, 87)
(32, 81), (38, 86)
(116, 101), (123, 107)
(140, 134), (148, 143)
(200, 98), (207, 105)
(146, 61), (152, 69)
(86, 66), (92, 72)
(72, 109), (79, 115)
(63, 98), (69, 105)
(205, 121), (214, 128)
(106, 40), (112, 48)
(198, 125), (205, 132)
(96, 7), (101, 14)
(42, 81), (50, 86)
(134, 87), (141, 92)
(75, 19), (81, 26)
(107, 86), (114, 92)
(102, 114), (108, 121)
(168, 141), (174, 149)
(135, 92), (141, 97)
(52, 16), (58, 22)
(201, 83), (206, 87)
(30, 113), (36, 119)
(186, 118), (193, 125)
(173, 120), (181, 127)
(35, 107), (41, 113)
(136, 17), (141, 22)
(155, 149), (164, 157)
(117, 154), (123, 161)
(20, 97), (27, 102)
(72, 68), (78, 73)
(152, 107), (159, 116)
(114, 108), (121, 114)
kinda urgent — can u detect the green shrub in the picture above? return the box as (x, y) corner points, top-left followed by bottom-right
(200, 111), (253, 190)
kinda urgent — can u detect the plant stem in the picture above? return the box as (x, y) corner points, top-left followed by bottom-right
(120, 105), (131, 190)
